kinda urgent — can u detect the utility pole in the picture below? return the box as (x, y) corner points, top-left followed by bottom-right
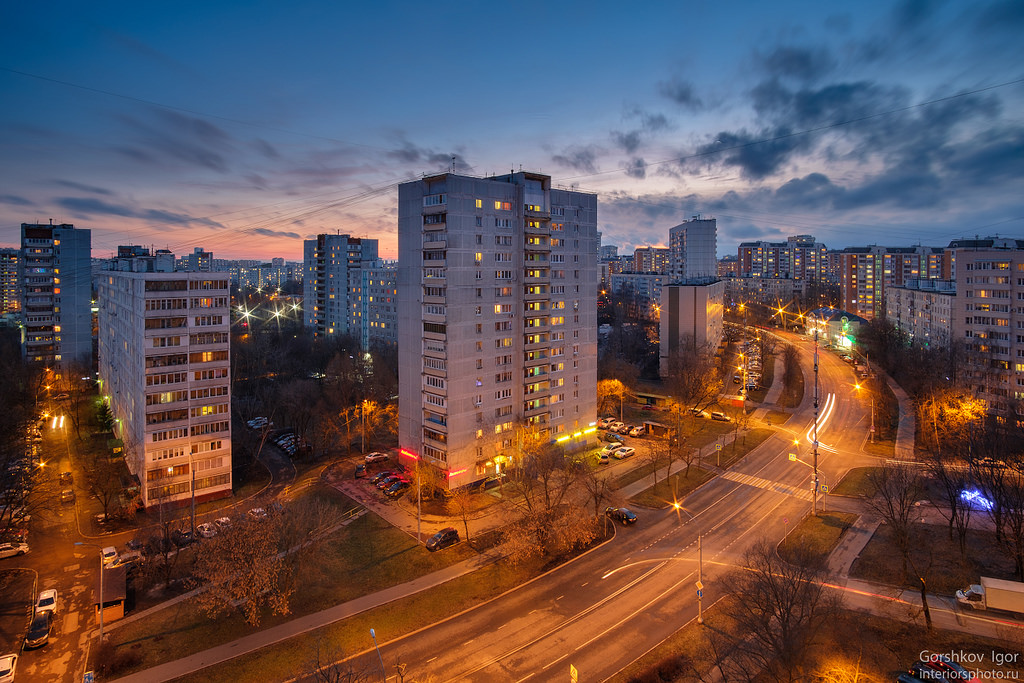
(812, 326), (820, 516)
(697, 533), (704, 625)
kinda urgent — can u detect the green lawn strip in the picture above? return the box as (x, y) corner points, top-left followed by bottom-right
(862, 438), (896, 457)
(628, 467), (715, 508)
(171, 557), (548, 683)
(764, 409), (791, 425)
(716, 428), (772, 469)
(778, 511), (858, 564)
(612, 461), (660, 489)
(832, 466), (882, 497)
(99, 510), (480, 676)
(778, 361), (804, 409)
(850, 521), (1018, 594)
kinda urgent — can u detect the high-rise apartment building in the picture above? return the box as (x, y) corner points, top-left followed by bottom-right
(838, 245), (937, 319)
(669, 216), (717, 282)
(632, 246), (669, 274)
(397, 171), (598, 488)
(97, 249), (232, 510)
(360, 261), (398, 348)
(0, 248), (19, 314)
(303, 234), (379, 342)
(737, 235), (827, 283)
(20, 222), (93, 366)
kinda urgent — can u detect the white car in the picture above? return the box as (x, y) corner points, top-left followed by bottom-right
(607, 421), (624, 433)
(628, 425), (645, 437)
(101, 546), (118, 566)
(597, 417), (616, 429)
(196, 522), (217, 538)
(614, 447), (636, 459)
(364, 452), (389, 463)
(0, 543), (29, 560)
(600, 442), (623, 456)
(690, 408), (710, 419)
(214, 517), (232, 532)
(35, 589), (57, 616)
(711, 411), (732, 422)
(0, 653), (16, 683)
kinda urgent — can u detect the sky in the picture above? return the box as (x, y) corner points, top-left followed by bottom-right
(1, 0), (1022, 261)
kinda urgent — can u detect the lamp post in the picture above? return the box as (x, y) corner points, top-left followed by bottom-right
(75, 542), (104, 640)
(812, 326), (820, 516)
(370, 628), (386, 681)
(673, 504), (705, 625)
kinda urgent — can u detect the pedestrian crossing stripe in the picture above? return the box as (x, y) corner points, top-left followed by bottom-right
(722, 470), (812, 500)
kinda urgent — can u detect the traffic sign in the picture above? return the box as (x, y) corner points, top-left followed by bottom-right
(570, 664), (578, 683)
(788, 453), (796, 461)
(84, 673), (94, 683)
(820, 484), (829, 493)
(695, 580), (704, 590)
(715, 444), (722, 451)
(696, 589), (703, 599)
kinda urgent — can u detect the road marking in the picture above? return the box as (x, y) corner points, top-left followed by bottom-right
(64, 564), (79, 572)
(721, 471), (811, 500)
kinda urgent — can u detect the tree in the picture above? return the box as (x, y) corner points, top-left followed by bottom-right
(190, 512), (293, 627)
(446, 487), (473, 543)
(663, 337), (721, 412)
(304, 637), (374, 683)
(865, 462), (924, 582)
(596, 379), (629, 420)
(80, 445), (125, 519)
(712, 538), (843, 682)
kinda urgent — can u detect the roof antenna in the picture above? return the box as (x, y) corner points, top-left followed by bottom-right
(451, 155), (456, 173)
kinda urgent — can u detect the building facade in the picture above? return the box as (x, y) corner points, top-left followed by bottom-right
(659, 280), (725, 379)
(360, 260), (398, 348)
(632, 246), (669, 274)
(885, 278), (956, 349)
(0, 248), (19, 314)
(20, 222), (93, 366)
(97, 251), (232, 510)
(669, 217), (717, 282)
(303, 234), (379, 342)
(737, 235), (827, 283)
(397, 171), (598, 489)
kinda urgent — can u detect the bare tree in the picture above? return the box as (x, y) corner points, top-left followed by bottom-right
(446, 487), (473, 543)
(715, 538), (843, 683)
(304, 637), (373, 683)
(865, 462), (925, 581)
(664, 337), (722, 412)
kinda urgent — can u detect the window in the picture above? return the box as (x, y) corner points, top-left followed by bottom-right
(424, 193), (446, 206)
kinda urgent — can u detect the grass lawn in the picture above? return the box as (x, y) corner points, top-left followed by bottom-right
(778, 511), (858, 565)
(863, 438), (896, 457)
(832, 467), (882, 497)
(96, 490), (484, 677)
(851, 521), (1018, 594)
(628, 467), (715, 508)
(716, 428), (773, 468)
(610, 601), (1024, 683)
(764, 409), (791, 425)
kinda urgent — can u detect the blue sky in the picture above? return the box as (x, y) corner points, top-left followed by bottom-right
(1, 0), (1022, 260)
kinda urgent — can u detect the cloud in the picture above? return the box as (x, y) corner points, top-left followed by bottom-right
(892, 0), (944, 31)
(54, 196), (225, 228)
(757, 46), (836, 82)
(658, 77), (703, 110)
(116, 109), (235, 172)
(774, 173), (844, 208)
(52, 180), (113, 195)
(252, 228), (301, 239)
(692, 128), (812, 180)
(611, 130), (641, 154)
(621, 158), (647, 179)
(0, 194), (33, 207)
(551, 145), (601, 173)
(252, 138), (280, 160)
(385, 137), (469, 172)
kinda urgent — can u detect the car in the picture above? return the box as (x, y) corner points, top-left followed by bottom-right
(597, 417), (616, 429)
(247, 417), (268, 429)
(597, 453), (610, 465)
(377, 475), (407, 490)
(364, 451), (390, 463)
(214, 517), (232, 532)
(125, 537), (145, 551)
(614, 447), (636, 459)
(35, 589), (58, 616)
(246, 508), (268, 521)
(171, 529), (196, 547)
(60, 489), (75, 503)
(909, 662), (951, 682)
(733, 374), (741, 384)
(690, 408), (710, 418)
(384, 481), (410, 498)
(616, 424), (635, 435)
(426, 527), (459, 551)
(711, 411), (731, 422)
(101, 546), (118, 566)
(196, 522), (217, 538)
(607, 421), (624, 433)
(59, 471), (72, 485)
(600, 442), (623, 456)
(354, 464), (367, 478)
(0, 654), (16, 683)
(0, 543), (29, 560)
(370, 470), (395, 485)
(24, 611), (52, 648)
(605, 507), (638, 525)
(897, 674), (926, 683)
(628, 426), (645, 437)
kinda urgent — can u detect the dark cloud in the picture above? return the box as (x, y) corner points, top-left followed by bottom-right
(758, 46), (836, 82)
(116, 109), (234, 172)
(621, 158), (647, 179)
(252, 138), (280, 160)
(612, 130), (641, 154)
(693, 128), (812, 180)
(54, 196), (224, 228)
(385, 138), (468, 172)
(774, 173), (844, 208)
(252, 228), (301, 239)
(751, 79), (907, 128)
(892, 0), (944, 31)
(0, 194), (33, 207)
(657, 77), (703, 110)
(975, 0), (1024, 30)
(52, 180), (113, 195)
(944, 125), (1024, 187)
(551, 145), (600, 173)
(836, 166), (943, 210)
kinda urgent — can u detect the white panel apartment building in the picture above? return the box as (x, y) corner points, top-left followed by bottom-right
(669, 217), (717, 282)
(97, 252), (232, 510)
(397, 172), (598, 489)
(303, 234), (379, 342)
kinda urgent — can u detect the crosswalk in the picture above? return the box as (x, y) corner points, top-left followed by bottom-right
(721, 470), (812, 500)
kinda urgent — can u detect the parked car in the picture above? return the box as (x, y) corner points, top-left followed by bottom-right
(59, 471), (73, 485)
(605, 507), (638, 525)
(919, 656), (980, 683)
(60, 489), (75, 503)
(364, 451), (389, 463)
(0, 542), (30, 560)
(247, 417), (268, 429)
(384, 481), (410, 498)
(426, 527), (460, 552)
(246, 508), (268, 522)
(601, 442), (623, 456)
(628, 425), (645, 437)
(597, 417), (616, 429)
(110, 551), (143, 574)
(711, 411), (731, 422)
(370, 470), (395, 485)
(614, 447), (636, 459)
(101, 546), (118, 565)
(0, 653), (16, 683)
(24, 611), (52, 648)
(214, 517), (232, 532)
(171, 530), (196, 547)
(597, 453), (610, 465)
(607, 422), (624, 433)
(196, 522), (217, 539)
(690, 408), (710, 419)
(35, 589), (58, 616)
(377, 475), (407, 491)
(354, 464), (367, 478)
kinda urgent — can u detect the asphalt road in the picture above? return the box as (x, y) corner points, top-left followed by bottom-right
(321, 333), (883, 682)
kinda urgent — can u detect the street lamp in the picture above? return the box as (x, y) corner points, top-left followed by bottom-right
(75, 542), (104, 640)
(370, 628), (386, 681)
(673, 504), (705, 625)
(854, 384), (875, 444)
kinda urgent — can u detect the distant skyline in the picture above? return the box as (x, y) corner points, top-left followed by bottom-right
(2, 1), (1022, 261)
